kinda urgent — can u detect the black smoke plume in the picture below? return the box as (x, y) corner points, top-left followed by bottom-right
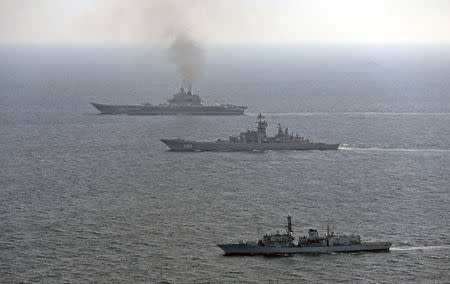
(168, 33), (205, 90)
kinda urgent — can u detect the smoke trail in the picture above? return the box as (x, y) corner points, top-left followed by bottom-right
(168, 33), (205, 89)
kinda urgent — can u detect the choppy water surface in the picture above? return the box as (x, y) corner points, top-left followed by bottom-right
(1, 46), (449, 283)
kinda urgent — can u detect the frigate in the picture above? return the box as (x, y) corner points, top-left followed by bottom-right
(161, 113), (340, 151)
(217, 215), (392, 256)
(90, 86), (247, 115)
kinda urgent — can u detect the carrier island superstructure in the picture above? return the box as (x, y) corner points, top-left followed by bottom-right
(90, 86), (247, 115)
(161, 113), (340, 151)
(217, 215), (392, 256)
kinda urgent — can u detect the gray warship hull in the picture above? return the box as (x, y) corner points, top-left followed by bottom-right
(218, 242), (391, 256)
(161, 139), (340, 151)
(90, 102), (246, 115)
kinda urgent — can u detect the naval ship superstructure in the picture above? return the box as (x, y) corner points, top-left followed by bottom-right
(161, 113), (340, 151)
(90, 87), (247, 115)
(217, 215), (392, 256)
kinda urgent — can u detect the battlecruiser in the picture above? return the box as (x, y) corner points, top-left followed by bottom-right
(217, 215), (392, 256)
(90, 87), (247, 115)
(161, 113), (340, 151)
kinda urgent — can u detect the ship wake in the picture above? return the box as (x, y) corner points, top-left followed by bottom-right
(340, 146), (450, 153)
(391, 245), (450, 251)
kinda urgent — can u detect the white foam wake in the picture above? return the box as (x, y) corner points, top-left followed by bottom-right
(391, 245), (450, 251)
(340, 147), (450, 153)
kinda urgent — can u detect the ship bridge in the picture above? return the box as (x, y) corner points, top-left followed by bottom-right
(168, 86), (203, 105)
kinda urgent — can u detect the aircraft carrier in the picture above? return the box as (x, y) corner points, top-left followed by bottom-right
(90, 86), (247, 115)
(217, 215), (392, 256)
(161, 113), (340, 151)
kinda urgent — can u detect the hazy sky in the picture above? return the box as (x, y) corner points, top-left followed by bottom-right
(1, 0), (449, 44)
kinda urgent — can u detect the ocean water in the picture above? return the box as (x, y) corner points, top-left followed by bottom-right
(0, 45), (449, 283)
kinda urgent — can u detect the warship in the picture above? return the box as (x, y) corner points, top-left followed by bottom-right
(217, 215), (392, 256)
(90, 86), (246, 115)
(161, 113), (340, 151)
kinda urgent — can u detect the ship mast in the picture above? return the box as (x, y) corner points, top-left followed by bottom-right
(256, 113), (268, 143)
(327, 219), (330, 237)
(326, 219), (330, 246)
(286, 214), (293, 235)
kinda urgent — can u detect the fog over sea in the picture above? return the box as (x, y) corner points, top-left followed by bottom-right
(1, 45), (449, 283)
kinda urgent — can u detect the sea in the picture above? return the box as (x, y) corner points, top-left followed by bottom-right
(1, 44), (449, 283)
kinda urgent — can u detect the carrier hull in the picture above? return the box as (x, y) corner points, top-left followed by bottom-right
(218, 242), (391, 256)
(161, 139), (340, 151)
(90, 102), (246, 115)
